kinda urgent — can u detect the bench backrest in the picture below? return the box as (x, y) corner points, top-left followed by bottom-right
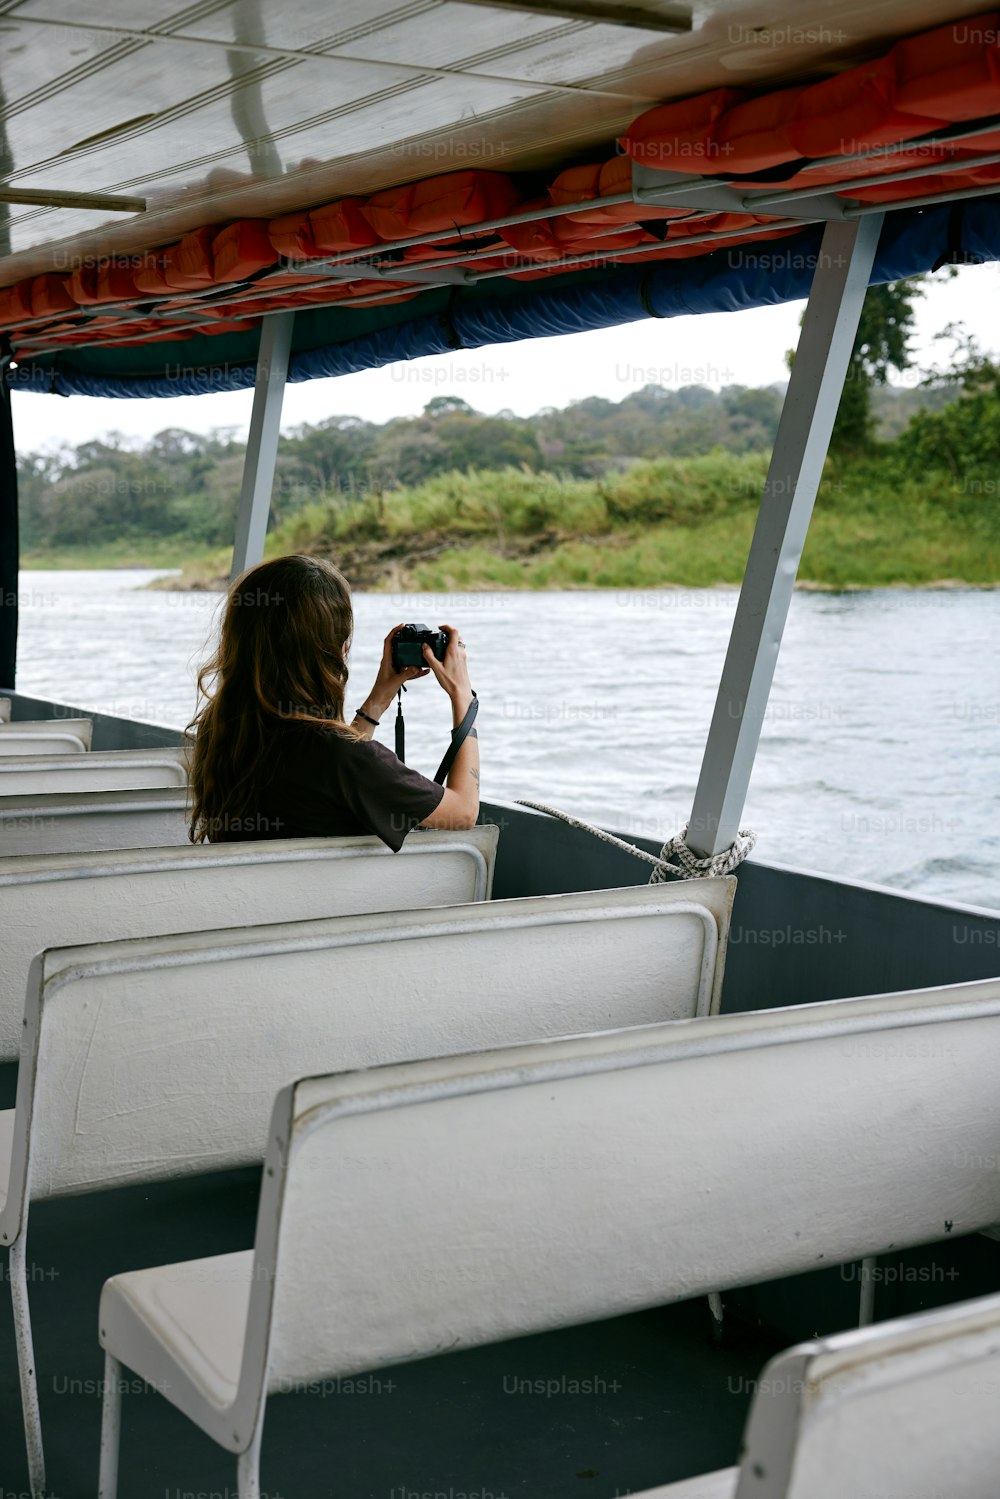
(0, 828), (499, 1060)
(0, 718), (93, 754)
(0, 746), (189, 797)
(0, 879), (734, 1238)
(238, 977), (1000, 1398)
(731, 1291), (1000, 1498)
(0, 787), (190, 854)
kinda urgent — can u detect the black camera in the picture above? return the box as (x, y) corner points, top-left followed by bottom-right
(392, 623), (448, 670)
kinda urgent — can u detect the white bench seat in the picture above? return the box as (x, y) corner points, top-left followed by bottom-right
(3, 877), (734, 1496)
(96, 974), (1000, 1497)
(0, 828), (499, 1059)
(0, 717), (92, 754)
(0, 786), (189, 854)
(0, 745), (189, 796)
(108, 1250), (254, 1412)
(631, 1289), (1000, 1498)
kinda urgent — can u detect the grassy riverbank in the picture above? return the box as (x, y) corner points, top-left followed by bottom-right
(21, 452), (1000, 589)
(20, 536), (189, 570)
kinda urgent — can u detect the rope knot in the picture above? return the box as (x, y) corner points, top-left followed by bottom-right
(648, 824), (757, 884)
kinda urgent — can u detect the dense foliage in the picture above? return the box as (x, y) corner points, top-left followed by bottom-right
(252, 440), (997, 592)
(17, 361), (980, 559)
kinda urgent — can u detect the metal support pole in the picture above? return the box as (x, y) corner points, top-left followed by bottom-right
(230, 311), (294, 582)
(686, 214), (884, 856)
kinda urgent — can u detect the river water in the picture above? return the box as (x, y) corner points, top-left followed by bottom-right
(14, 569), (1000, 912)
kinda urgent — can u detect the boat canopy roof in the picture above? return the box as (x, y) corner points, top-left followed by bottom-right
(1, 0), (999, 395)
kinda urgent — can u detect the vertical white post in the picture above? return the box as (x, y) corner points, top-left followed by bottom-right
(230, 311), (295, 582)
(687, 214), (884, 856)
(98, 1353), (123, 1499)
(237, 1418), (265, 1499)
(10, 1235), (45, 1499)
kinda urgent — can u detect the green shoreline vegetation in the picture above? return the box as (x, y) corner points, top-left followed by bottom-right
(121, 454), (997, 592)
(16, 286), (1000, 591)
(21, 454), (999, 591)
(21, 426), (1000, 593)
(20, 456), (1000, 593)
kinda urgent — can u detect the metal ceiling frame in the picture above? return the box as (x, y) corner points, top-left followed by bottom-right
(457, 0), (692, 31)
(0, 188), (146, 212)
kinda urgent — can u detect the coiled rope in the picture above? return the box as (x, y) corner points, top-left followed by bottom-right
(514, 800), (757, 883)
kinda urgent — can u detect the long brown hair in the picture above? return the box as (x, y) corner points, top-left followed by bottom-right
(187, 554), (359, 842)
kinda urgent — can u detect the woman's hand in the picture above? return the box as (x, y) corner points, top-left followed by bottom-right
(363, 624), (430, 719)
(418, 623), (480, 831)
(423, 624), (473, 718)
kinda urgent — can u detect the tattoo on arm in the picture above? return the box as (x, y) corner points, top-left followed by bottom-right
(471, 767), (480, 787)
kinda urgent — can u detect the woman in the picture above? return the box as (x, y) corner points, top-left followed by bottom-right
(187, 554), (479, 848)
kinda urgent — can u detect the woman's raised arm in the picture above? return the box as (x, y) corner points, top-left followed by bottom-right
(418, 624), (480, 831)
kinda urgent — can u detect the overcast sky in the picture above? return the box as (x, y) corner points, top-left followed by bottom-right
(11, 261), (999, 456)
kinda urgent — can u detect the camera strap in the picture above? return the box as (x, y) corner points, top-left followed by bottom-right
(394, 685), (478, 785)
(395, 685), (406, 763)
(434, 692), (478, 785)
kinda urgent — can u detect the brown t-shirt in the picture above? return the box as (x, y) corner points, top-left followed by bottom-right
(217, 726), (445, 851)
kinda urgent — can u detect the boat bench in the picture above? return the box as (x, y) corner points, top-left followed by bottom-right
(0, 745), (189, 797)
(0, 786), (192, 854)
(93, 975), (1000, 1496)
(1, 877), (735, 1496)
(0, 717), (93, 755)
(630, 1289), (1000, 1499)
(0, 827), (500, 1061)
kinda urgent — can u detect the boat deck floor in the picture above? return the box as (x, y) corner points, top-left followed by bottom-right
(0, 1167), (783, 1499)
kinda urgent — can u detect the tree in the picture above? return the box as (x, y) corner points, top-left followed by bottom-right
(720, 386), (783, 449)
(368, 405), (543, 487)
(280, 415), (377, 500)
(424, 396), (474, 418)
(895, 327), (1000, 480)
(787, 279), (924, 454)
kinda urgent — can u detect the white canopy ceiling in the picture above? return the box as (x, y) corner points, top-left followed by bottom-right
(0, 0), (980, 283)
